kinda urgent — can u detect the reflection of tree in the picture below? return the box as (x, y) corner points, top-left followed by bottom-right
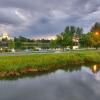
(65, 64), (100, 74)
(61, 65), (81, 72)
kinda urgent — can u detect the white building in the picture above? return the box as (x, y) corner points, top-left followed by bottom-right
(72, 33), (80, 49)
(0, 32), (14, 41)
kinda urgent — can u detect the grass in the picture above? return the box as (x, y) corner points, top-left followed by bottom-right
(0, 50), (100, 77)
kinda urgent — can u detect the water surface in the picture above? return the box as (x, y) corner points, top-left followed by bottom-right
(0, 64), (100, 100)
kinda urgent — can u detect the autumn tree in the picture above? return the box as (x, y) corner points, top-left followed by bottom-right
(90, 22), (100, 49)
(91, 22), (100, 35)
(89, 32), (100, 49)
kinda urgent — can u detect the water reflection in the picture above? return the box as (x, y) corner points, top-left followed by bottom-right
(91, 65), (100, 73)
(0, 64), (100, 100)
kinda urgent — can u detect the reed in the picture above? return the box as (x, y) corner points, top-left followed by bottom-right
(0, 51), (100, 77)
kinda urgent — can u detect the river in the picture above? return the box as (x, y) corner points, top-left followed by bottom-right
(0, 64), (100, 100)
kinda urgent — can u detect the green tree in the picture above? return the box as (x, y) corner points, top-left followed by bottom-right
(56, 26), (82, 50)
(56, 32), (72, 50)
(8, 40), (15, 49)
(56, 32), (65, 50)
(14, 37), (22, 49)
(80, 33), (92, 48)
(76, 27), (83, 35)
(50, 39), (57, 49)
(65, 26), (83, 35)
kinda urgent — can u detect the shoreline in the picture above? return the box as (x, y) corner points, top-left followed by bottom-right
(0, 50), (100, 77)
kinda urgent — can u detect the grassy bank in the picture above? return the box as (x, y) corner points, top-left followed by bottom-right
(0, 51), (100, 77)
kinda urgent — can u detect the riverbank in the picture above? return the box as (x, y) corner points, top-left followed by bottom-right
(0, 50), (100, 77)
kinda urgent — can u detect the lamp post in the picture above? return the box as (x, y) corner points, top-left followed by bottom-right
(95, 32), (99, 35)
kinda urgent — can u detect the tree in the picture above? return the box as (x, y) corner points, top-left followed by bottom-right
(56, 32), (65, 50)
(64, 26), (83, 35)
(76, 27), (83, 35)
(14, 37), (22, 49)
(80, 33), (92, 48)
(65, 26), (70, 33)
(50, 40), (57, 49)
(8, 40), (15, 49)
(91, 22), (100, 34)
(56, 32), (72, 50)
(90, 22), (100, 49)
(56, 26), (83, 50)
(89, 32), (100, 49)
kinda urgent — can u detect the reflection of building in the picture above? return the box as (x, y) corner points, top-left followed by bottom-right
(0, 32), (14, 41)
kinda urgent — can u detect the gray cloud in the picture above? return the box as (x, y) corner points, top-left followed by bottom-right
(0, 0), (99, 38)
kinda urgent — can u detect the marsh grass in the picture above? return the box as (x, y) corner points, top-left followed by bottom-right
(0, 51), (100, 77)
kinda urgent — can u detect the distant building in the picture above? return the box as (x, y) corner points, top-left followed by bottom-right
(72, 33), (79, 44)
(0, 32), (14, 49)
(0, 32), (14, 41)
(72, 33), (80, 49)
(73, 46), (79, 49)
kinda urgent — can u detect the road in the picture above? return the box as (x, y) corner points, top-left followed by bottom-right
(0, 51), (56, 56)
(0, 48), (99, 56)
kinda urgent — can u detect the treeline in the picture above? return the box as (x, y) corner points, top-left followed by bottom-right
(51, 22), (100, 49)
(1, 22), (100, 50)
(14, 37), (50, 49)
(0, 36), (51, 50)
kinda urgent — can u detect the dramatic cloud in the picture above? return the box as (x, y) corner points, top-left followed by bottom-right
(0, 0), (99, 39)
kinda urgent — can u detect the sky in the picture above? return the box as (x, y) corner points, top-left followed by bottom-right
(0, 0), (100, 39)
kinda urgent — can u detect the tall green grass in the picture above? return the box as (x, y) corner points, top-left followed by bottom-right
(0, 51), (100, 73)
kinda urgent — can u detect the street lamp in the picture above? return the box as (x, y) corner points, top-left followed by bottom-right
(95, 32), (99, 35)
